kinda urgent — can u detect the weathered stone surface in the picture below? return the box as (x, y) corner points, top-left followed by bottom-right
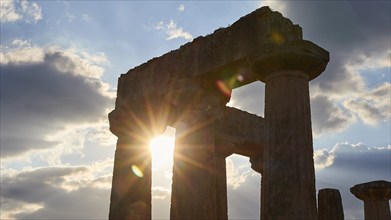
(250, 40), (329, 82)
(261, 70), (317, 220)
(214, 107), (265, 173)
(170, 109), (220, 220)
(109, 136), (152, 220)
(318, 188), (344, 220)
(109, 6), (330, 220)
(351, 180), (391, 220)
(116, 6), (303, 104)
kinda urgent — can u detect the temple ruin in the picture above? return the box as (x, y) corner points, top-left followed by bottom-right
(108, 6), (388, 220)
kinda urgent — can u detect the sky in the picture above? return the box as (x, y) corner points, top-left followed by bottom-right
(0, 0), (390, 219)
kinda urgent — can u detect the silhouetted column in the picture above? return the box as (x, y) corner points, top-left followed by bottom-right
(108, 108), (154, 220)
(318, 188), (344, 220)
(216, 155), (228, 220)
(170, 110), (219, 219)
(350, 180), (391, 220)
(167, 79), (229, 220)
(251, 40), (329, 220)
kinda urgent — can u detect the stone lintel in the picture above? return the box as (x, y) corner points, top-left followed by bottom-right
(250, 40), (330, 82)
(350, 180), (391, 201)
(214, 107), (265, 173)
(116, 6), (303, 102)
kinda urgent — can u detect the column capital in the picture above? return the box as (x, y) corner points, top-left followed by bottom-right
(350, 180), (391, 201)
(109, 97), (169, 138)
(250, 40), (329, 82)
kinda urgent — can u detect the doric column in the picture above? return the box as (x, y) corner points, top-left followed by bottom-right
(318, 188), (344, 220)
(350, 180), (391, 220)
(166, 79), (229, 220)
(108, 106), (166, 220)
(251, 40), (329, 220)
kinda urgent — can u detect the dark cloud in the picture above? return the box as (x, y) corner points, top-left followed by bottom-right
(265, 1), (390, 136)
(0, 48), (113, 158)
(230, 2), (390, 136)
(0, 166), (111, 219)
(311, 95), (355, 136)
(282, 1), (390, 95)
(315, 142), (391, 219)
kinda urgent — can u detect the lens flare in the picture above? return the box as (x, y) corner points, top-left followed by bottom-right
(131, 165), (144, 177)
(216, 80), (232, 97)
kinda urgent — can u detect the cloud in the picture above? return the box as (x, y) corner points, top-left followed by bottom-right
(228, 2), (390, 136)
(82, 13), (92, 22)
(343, 83), (391, 125)
(315, 142), (391, 219)
(315, 141), (390, 180)
(328, 142), (390, 175)
(226, 157), (250, 189)
(0, 41), (113, 159)
(178, 4), (185, 12)
(0, 0), (42, 24)
(65, 11), (75, 22)
(227, 81), (264, 117)
(311, 95), (356, 136)
(153, 20), (193, 41)
(226, 155), (260, 219)
(0, 162), (112, 219)
(314, 148), (335, 170)
(152, 186), (171, 200)
(259, 1), (391, 136)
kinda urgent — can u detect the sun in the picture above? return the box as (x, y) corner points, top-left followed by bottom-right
(149, 135), (175, 169)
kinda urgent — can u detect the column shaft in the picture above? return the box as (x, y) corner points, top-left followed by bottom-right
(109, 136), (152, 220)
(262, 71), (317, 220)
(364, 201), (391, 220)
(216, 156), (228, 220)
(170, 112), (218, 219)
(318, 188), (344, 220)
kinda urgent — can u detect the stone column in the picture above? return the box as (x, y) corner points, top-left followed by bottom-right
(215, 140), (235, 220)
(167, 79), (229, 220)
(350, 180), (391, 220)
(318, 188), (344, 220)
(169, 110), (220, 219)
(251, 40), (329, 220)
(108, 108), (156, 220)
(215, 155), (228, 220)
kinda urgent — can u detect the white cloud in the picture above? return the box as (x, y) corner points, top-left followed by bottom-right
(226, 156), (257, 190)
(0, 0), (42, 24)
(82, 13), (92, 22)
(1, 39), (45, 64)
(65, 11), (75, 22)
(165, 20), (193, 40)
(178, 4), (185, 12)
(152, 19), (193, 41)
(0, 199), (44, 220)
(314, 148), (335, 170)
(152, 186), (171, 200)
(344, 83), (391, 125)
